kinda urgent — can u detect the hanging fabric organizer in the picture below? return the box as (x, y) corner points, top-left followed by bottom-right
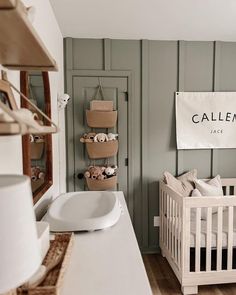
(86, 140), (118, 159)
(30, 140), (45, 160)
(82, 80), (119, 191)
(86, 175), (118, 191)
(86, 110), (117, 128)
(85, 83), (117, 128)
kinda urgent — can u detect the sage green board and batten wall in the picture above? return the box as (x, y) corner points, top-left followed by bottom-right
(64, 38), (236, 253)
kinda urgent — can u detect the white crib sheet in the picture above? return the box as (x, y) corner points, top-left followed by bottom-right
(190, 207), (236, 248)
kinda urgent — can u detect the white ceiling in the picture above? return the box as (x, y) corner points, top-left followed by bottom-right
(49, 0), (236, 41)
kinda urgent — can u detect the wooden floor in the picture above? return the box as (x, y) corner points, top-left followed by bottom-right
(143, 254), (236, 295)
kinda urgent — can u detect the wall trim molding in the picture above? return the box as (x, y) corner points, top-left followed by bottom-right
(64, 37), (75, 192)
(211, 41), (221, 177)
(141, 39), (150, 248)
(104, 39), (111, 70)
(176, 40), (185, 175)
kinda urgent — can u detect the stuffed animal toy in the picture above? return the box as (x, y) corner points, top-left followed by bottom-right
(58, 93), (70, 109)
(107, 133), (118, 141)
(97, 174), (106, 180)
(84, 171), (90, 178)
(12, 108), (44, 131)
(94, 133), (109, 143)
(84, 166), (106, 180)
(30, 134), (44, 143)
(80, 132), (96, 143)
(29, 134), (34, 142)
(105, 165), (118, 177)
(31, 166), (45, 182)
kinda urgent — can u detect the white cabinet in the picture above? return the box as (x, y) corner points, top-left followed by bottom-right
(62, 192), (152, 295)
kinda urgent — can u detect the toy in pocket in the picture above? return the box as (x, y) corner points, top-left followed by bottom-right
(107, 133), (118, 141)
(30, 134), (45, 143)
(84, 165), (118, 180)
(105, 165), (118, 177)
(80, 132), (118, 143)
(94, 133), (109, 143)
(34, 135), (44, 143)
(31, 166), (45, 182)
(84, 166), (106, 180)
(80, 132), (96, 143)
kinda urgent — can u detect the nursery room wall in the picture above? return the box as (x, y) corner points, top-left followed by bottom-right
(64, 38), (236, 252)
(0, 0), (66, 217)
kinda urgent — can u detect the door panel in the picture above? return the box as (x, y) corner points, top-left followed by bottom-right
(72, 76), (128, 196)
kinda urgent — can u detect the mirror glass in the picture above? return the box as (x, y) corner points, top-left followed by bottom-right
(21, 71), (53, 204)
(0, 92), (10, 106)
(29, 73), (46, 194)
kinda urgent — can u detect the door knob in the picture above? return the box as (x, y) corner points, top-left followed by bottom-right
(77, 173), (84, 179)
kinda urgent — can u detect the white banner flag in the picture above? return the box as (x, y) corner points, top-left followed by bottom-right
(176, 92), (236, 149)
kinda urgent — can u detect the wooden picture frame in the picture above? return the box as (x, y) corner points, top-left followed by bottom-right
(20, 71), (53, 204)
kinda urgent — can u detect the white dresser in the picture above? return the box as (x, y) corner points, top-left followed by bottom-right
(61, 192), (152, 295)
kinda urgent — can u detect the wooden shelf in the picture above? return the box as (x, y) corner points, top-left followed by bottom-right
(0, 122), (57, 135)
(2, 0), (16, 8)
(0, 0), (57, 71)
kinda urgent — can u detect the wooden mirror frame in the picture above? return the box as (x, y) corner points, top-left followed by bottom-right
(20, 71), (53, 204)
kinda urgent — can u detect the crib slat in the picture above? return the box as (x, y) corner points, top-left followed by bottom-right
(165, 193), (168, 247)
(206, 207), (212, 271)
(160, 189), (163, 244)
(195, 208), (201, 272)
(174, 201), (178, 264)
(163, 189), (165, 244)
(168, 196), (172, 252)
(178, 204), (181, 268)
(160, 189), (162, 244)
(167, 194), (170, 251)
(165, 192), (168, 248)
(184, 207), (191, 273)
(171, 199), (175, 260)
(169, 196), (172, 252)
(162, 190), (165, 245)
(227, 206), (233, 270)
(217, 206), (223, 271)
(234, 186), (236, 195)
(164, 191), (167, 247)
(165, 191), (167, 247)
(226, 186), (230, 195)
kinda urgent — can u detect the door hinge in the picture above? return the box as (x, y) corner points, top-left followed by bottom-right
(125, 158), (128, 166)
(125, 91), (128, 102)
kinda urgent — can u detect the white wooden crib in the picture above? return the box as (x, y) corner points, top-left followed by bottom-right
(159, 178), (236, 295)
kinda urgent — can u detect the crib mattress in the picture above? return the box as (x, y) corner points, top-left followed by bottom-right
(190, 208), (236, 248)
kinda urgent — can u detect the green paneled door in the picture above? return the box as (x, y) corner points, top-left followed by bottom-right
(70, 76), (128, 197)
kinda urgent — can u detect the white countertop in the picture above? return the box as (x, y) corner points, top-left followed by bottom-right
(61, 192), (152, 295)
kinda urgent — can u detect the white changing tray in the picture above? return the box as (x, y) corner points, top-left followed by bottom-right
(44, 191), (122, 232)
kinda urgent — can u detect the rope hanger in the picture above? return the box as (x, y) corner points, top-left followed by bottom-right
(94, 77), (105, 100)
